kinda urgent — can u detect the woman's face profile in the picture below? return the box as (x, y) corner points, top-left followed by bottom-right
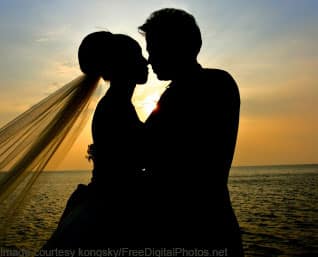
(128, 42), (148, 84)
(110, 35), (148, 84)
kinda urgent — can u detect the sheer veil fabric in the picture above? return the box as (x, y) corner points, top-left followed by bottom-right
(0, 75), (100, 238)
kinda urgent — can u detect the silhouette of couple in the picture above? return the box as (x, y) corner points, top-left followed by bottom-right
(42, 8), (243, 256)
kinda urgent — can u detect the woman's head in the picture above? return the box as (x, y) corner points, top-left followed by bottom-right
(78, 31), (148, 84)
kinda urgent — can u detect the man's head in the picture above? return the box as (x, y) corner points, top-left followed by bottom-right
(139, 8), (202, 80)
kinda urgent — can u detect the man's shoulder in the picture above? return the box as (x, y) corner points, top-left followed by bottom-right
(201, 68), (238, 87)
(201, 68), (235, 82)
(199, 68), (240, 102)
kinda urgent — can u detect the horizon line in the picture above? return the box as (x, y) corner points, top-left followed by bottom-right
(44, 162), (318, 172)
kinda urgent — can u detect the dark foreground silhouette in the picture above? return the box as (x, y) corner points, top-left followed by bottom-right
(39, 8), (243, 257)
(39, 31), (149, 251)
(139, 8), (244, 256)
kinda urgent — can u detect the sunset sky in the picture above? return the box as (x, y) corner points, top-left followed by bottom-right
(0, 0), (317, 170)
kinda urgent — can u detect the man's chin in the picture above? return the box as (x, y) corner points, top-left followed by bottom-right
(156, 72), (172, 81)
(136, 77), (148, 85)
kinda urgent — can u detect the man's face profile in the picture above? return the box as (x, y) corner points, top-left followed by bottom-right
(146, 34), (183, 81)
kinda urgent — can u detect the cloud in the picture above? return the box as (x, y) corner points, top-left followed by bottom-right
(56, 61), (78, 74)
(94, 26), (110, 31)
(34, 25), (72, 44)
(35, 37), (50, 43)
(241, 78), (318, 121)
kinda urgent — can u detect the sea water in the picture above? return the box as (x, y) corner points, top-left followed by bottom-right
(0, 165), (317, 256)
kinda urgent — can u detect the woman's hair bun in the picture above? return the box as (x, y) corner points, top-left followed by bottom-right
(78, 31), (113, 76)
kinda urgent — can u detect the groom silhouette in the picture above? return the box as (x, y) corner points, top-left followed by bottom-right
(139, 8), (244, 255)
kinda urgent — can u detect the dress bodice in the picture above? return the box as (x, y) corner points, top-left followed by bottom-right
(90, 89), (143, 181)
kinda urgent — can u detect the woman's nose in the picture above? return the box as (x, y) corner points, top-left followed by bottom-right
(146, 55), (152, 65)
(143, 57), (149, 65)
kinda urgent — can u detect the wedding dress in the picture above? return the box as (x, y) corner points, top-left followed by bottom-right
(0, 75), (100, 239)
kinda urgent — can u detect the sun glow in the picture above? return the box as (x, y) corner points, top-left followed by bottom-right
(143, 94), (160, 116)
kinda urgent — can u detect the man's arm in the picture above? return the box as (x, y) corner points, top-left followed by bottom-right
(193, 69), (240, 182)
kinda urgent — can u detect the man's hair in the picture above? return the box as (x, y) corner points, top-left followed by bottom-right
(139, 8), (202, 58)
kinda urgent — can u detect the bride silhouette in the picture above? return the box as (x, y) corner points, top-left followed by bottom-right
(41, 31), (148, 249)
